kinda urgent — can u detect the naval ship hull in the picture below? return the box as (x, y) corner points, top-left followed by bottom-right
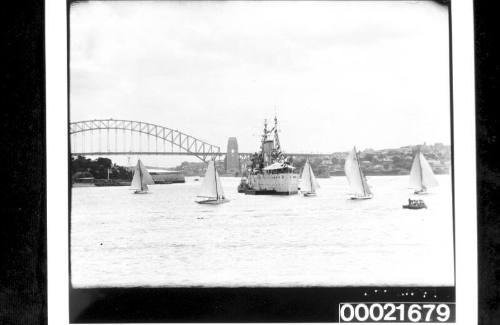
(244, 173), (299, 195)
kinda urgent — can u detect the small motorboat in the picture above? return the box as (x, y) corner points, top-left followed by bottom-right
(237, 177), (250, 193)
(403, 199), (427, 209)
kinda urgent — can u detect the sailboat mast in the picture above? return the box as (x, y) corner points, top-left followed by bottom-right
(139, 161), (143, 191)
(213, 161), (219, 199)
(420, 153), (424, 189)
(417, 147), (423, 190)
(354, 147), (366, 196)
(308, 161), (313, 192)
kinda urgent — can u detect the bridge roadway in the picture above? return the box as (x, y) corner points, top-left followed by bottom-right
(71, 151), (335, 159)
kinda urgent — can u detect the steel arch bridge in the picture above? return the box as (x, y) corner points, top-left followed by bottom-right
(70, 119), (221, 161)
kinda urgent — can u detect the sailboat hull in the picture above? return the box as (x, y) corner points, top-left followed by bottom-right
(301, 191), (316, 197)
(402, 204), (427, 209)
(349, 194), (373, 200)
(195, 198), (228, 204)
(133, 190), (149, 194)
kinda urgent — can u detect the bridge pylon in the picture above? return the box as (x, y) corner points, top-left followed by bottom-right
(225, 137), (241, 175)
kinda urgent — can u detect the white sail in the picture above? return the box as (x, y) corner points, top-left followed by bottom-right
(361, 172), (372, 195)
(344, 147), (370, 196)
(130, 159), (154, 191)
(311, 164), (320, 191)
(215, 167), (224, 199)
(300, 160), (319, 193)
(409, 152), (438, 190)
(409, 153), (423, 189)
(420, 153), (438, 188)
(130, 160), (143, 190)
(300, 161), (312, 192)
(140, 160), (155, 186)
(198, 160), (224, 199)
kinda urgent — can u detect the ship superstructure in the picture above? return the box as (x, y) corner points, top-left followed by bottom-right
(242, 116), (298, 195)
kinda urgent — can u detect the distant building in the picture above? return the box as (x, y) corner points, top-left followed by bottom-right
(363, 148), (376, 154)
(225, 137), (241, 175)
(72, 171), (94, 183)
(427, 159), (441, 165)
(360, 160), (371, 168)
(148, 168), (185, 184)
(332, 164), (344, 172)
(320, 159), (333, 166)
(400, 146), (413, 154)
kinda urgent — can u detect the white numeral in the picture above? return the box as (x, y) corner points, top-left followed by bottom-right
(383, 303), (396, 321)
(369, 303), (384, 321)
(423, 304), (436, 321)
(355, 304), (369, 322)
(436, 304), (451, 322)
(340, 304), (355, 322)
(408, 304), (422, 322)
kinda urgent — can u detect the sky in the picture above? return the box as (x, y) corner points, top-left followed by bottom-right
(70, 1), (450, 166)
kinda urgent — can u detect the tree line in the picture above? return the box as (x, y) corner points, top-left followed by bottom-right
(71, 156), (132, 181)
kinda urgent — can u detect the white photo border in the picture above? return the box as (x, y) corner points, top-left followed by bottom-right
(46, 0), (477, 323)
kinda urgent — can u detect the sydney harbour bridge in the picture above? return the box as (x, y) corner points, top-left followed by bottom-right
(70, 119), (335, 172)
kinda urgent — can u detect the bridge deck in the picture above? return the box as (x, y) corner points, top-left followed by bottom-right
(71, 151), (334, 157)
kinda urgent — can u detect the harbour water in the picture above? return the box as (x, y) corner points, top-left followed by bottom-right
(71, 175), (454, 288)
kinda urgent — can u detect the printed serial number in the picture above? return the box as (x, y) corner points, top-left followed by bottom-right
(339, 303), (455, 323)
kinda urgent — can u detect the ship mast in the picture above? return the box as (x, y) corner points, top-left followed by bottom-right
(271, 115), (285, 162)
(259, 119), (269, 165)
(273, 115), (281, 153)
(256, 115), (287, 167)
(260, 119), (268, 152)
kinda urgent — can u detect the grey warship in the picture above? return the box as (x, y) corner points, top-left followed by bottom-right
(240, 116), (299, 195)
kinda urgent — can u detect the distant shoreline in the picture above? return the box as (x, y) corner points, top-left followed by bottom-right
(72, 173), (451, 187)
(329, 171), (450, 177)
(215, 173), (451, 178)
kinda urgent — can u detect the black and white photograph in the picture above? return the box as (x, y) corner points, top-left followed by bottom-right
(61, 0), (468, 322)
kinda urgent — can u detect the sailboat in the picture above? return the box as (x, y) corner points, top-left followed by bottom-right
(300, 160), (320, 196)
(130, 159), (155, 194)
(344, 146), (373, 200)
(409, 149), (439, 194)
(195, 160), (228, 204)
